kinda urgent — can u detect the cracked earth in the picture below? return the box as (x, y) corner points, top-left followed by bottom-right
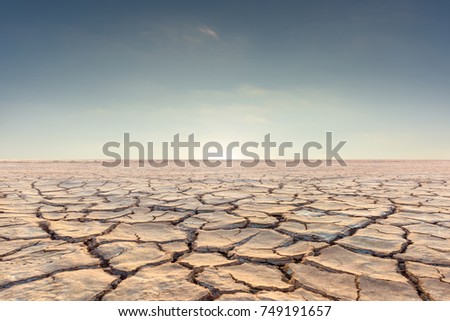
(1, 160), (450, 301)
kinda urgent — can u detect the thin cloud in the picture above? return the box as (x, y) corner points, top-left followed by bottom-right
(199, 25), (219, 39)
(182, 35), (202, 43)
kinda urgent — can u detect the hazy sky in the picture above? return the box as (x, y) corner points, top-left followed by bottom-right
(1, 0), (449, 159)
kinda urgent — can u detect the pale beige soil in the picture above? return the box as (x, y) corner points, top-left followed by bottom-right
(0, 160), (449, 300)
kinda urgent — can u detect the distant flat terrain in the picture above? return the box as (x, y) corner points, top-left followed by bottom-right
(0, 161), (449, 300)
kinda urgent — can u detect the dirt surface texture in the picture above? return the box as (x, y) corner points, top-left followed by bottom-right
(1, 160), (449, 301)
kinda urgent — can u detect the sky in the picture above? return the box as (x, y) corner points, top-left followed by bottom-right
(0, 0), (449, 160)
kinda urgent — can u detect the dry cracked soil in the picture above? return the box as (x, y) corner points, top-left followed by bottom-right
(1, 160), (450, 301)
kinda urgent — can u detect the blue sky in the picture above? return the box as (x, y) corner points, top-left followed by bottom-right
(0, 0), (449, 159)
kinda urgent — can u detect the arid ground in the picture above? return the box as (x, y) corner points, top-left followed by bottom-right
(0, 161), (449, 301)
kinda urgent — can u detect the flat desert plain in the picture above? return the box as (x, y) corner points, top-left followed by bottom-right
(0, 161), (449, 301)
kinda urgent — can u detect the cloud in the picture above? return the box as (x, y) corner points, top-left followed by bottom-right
(199, 25), (219, 39)
(237, 84), (272, 96)
(182, 35), (202, 43)
(190, 84), (309, 108)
